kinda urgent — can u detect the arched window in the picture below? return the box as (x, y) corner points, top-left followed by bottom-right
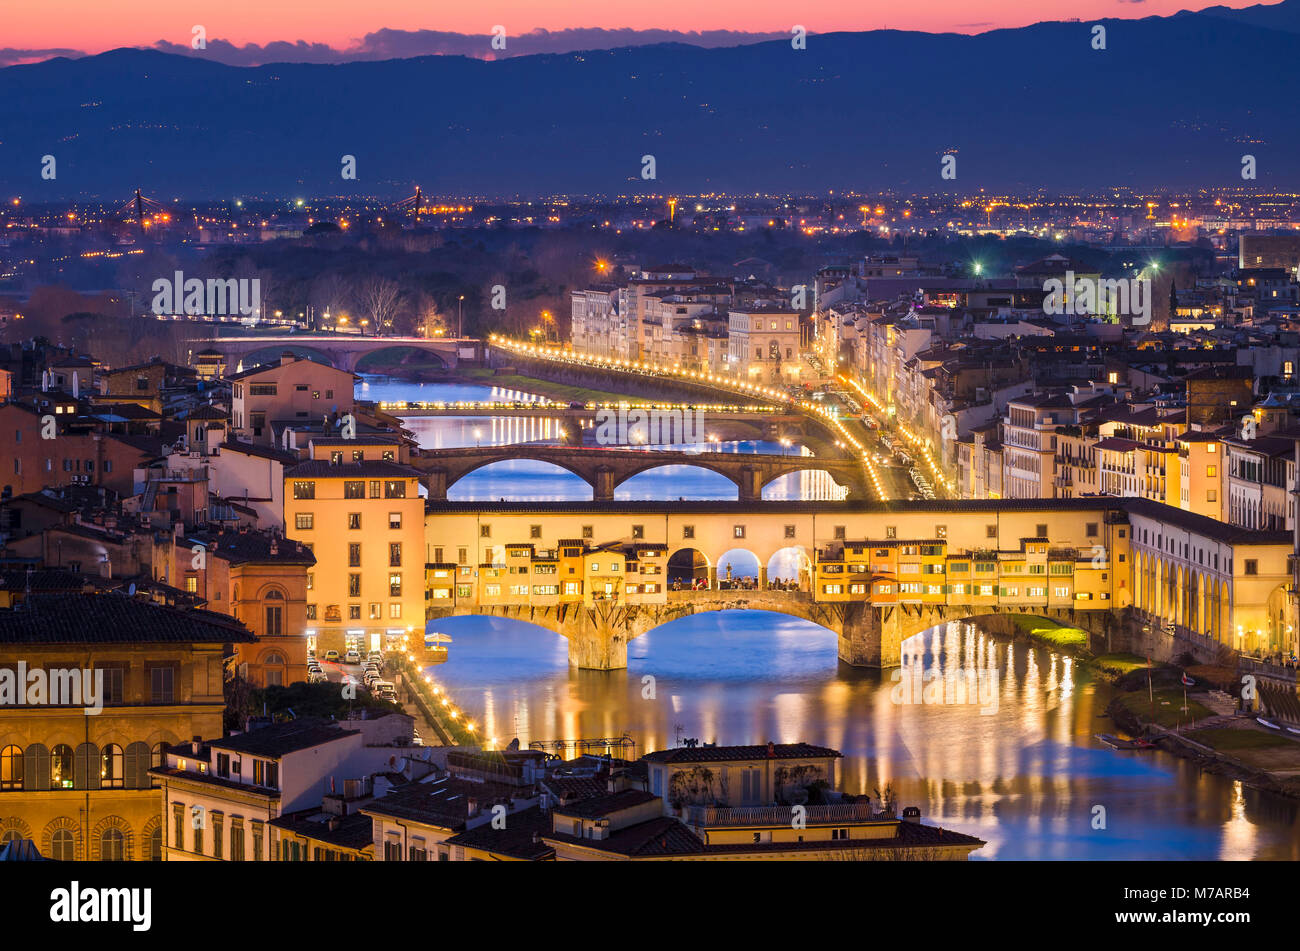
(0, 745), (22, 790)
(100, 828), (124, 861)
(263, 650), (287, 687)
(0, 829), (20, 846)
(146, 826), (163, 862)
(50, 745), (74, 789)
(100, 744), (124, 789)
(50, 829), (75, 861)
(150, 743), (165, 769)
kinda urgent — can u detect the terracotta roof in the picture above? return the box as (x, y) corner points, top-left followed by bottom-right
(0, 592), (255, 645)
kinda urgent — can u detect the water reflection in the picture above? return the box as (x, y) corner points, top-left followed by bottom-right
(424, 611), (1300, 860)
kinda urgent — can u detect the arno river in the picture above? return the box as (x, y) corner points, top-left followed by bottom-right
(365, 375), (1300, 859)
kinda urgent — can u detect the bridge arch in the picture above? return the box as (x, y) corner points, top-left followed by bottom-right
(760, 467), (852, 501)
(233, 345), (339, 371)
(615, 464), (739, 501)
(353, 344), (448, 374)
(766, 545), (813, 590)
(445, 458), (594, 501)
(666, 547), (712, 588)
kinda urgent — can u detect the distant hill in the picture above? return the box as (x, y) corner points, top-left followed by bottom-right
(2, 2), (1298, 197)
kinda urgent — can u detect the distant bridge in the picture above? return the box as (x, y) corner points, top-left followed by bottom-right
(410, 445), (870, 501)
(197, 334), (483, 372)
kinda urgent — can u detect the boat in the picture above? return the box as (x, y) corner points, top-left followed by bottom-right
(1095, 733), (1155, 750)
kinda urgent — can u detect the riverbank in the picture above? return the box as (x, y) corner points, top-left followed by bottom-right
(1108, 691), (1300, 800)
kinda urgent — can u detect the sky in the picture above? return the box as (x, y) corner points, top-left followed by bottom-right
(0, 0), (1270, 64)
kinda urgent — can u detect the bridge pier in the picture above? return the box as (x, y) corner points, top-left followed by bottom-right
(836, 603), (902, 668)
(593, 466), (615, 502)
(737, 466), (763, 502)
(425, 469), (448, 500)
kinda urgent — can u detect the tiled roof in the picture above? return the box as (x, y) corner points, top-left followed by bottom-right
(0, 593), (256, 645)
(208, 718), (351, 757)
(269, 809), (375, 851)
(443, 804), (554, 860)
(553, 789), (656, 818)
(545, 816), (705, 857)
(361, 775), (519, 828)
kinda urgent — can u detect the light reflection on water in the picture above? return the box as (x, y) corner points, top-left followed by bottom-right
(424, 611), (1300, 860)
(370, 377), (1300, 859)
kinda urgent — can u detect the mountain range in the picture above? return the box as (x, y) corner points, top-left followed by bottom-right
(1, 1), (1298, 198)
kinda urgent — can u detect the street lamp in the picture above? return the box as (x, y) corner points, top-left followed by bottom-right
(458, 295), (465, 338)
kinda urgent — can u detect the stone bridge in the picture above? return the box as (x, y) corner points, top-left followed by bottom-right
(411, 446), (871, 501)
(430, 590), (1119, 669)
(198, 335), (482, 372)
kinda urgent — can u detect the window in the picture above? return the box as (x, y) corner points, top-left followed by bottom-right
(530, 525), (542, 539)
(885, 526), (897, 539)
(1085, 522), (1098, 538)
(1035, 524), (1048, 538)
(347, 513), (362, 530)
(212, 814), (224, 860)
(348, 574), (361, 597)
(0, 745), (21, 790)
(1244, 560), (1258, 576)
(389, 603), (402, 618)
(784, 525), (797, 539)
(349, 543), (362, 567)
(369, 602), (382, 619)
(389, 543), (402, 567)
(384, 480), (407, 499)
(733, 525), (745, 539)
(292, 481), (315, 500)
(632, 525), (645, 539)
(683, 525), (695, 539)
(51, 745), (73, 788)
(344, 481), (365, 499)
(100, 828), (125, 861)
(150, 665), (175, 703)
(295, 513), (314, 530)
(986, 524), (997, 538)
(935, 525), (947, 539)
(306, 603), (317, 619)
(480, 525), (491, 538)
(834, 525), (846, 540)
(389, 574), (402, 597)
(331, 451), (344, 465)
(252, 822), (264, 861)
(1207, 489), (1217, 503)
(52, 828), (75, 862)
(230, 821), (245, 862)
(100, 744), (124, 789)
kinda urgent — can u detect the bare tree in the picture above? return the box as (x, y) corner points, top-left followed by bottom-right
(356, 276), (402, 335)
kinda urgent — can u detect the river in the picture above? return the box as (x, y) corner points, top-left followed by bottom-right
(365, 373), (1300, 860)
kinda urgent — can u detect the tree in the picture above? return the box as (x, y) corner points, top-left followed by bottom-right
(357, 276), (402, 335)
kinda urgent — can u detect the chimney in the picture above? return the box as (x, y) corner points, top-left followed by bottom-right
(766, 741), (776, 758)
(190, 736), (201, 754)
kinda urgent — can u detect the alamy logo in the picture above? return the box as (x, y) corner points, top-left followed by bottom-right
(151, 271), (261, 317)
(50, 882), (151, 931)
(1043, 271), (1151, 325)
(890, 664), (999, 715)
(0, 662), (102, 715)
(594, 407), (706, 446)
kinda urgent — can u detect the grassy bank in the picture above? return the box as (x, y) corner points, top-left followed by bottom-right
(459, 367), (642, 403)
(1009, 615), (1089, 651)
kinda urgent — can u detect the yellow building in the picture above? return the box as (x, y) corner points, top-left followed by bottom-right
(284, 460), (426, 657)
(0, 590), (254, 860)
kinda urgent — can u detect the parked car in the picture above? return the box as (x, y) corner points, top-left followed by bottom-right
(308, 671), (328, 684)
(324, 650), (340, 662)
(344, 650), (361, 664)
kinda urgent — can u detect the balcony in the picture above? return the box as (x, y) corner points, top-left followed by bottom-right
(685, 802), (881, 827)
